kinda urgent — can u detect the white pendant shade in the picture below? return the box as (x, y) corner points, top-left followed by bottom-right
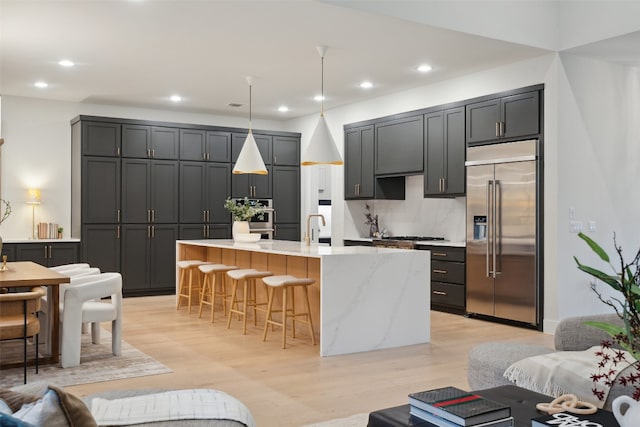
(233, 130), (268, 174)
(301, 115), (343, 165)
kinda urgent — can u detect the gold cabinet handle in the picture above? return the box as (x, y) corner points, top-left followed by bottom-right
(117, 225), (120, 239)
(433, 290), (447, 296)
(433, 252), (447, 257)
(151, 225), (155, 238)
(495, 122), (500, 137)
(152, 149), (155, 158)
(433, 269), (448, 274)
(117, 209), (121, 222)
(152, 209), (155, 222)
(116, 147), (121, 156)
(147, 225), (151, 238)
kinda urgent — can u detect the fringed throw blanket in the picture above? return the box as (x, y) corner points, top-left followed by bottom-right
(503, 345), (633, 408)
(90, 389), (256, 426)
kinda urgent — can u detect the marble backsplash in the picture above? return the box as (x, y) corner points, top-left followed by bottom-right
(344, 175), (466, 242)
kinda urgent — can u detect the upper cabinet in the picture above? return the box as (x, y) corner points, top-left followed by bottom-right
(424, 107), (465, 197)
(344, 125), (375, 199)
(180, 129), (231, 162)
(272, 136), (300, 166)
(466, 90), (540, 145)
(231, 133), (272, 165)
(375, 115), (423, 176)
(122, 125), (179, 159)
(82, 121), (121, 157)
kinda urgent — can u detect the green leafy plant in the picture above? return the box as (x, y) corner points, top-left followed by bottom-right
(223, 197), (264, 222)
(0, 199), (11, 225)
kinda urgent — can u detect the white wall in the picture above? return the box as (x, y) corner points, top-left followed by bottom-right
(0, 95), (285, 240)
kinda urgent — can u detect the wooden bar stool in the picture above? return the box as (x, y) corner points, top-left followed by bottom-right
(226, 269), (272, 334)
(176, 260), (210, 313)
(262, 275), (316, 349)
(198, 263), (238, 322)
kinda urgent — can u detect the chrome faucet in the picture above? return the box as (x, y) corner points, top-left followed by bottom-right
(304, 214), (326, 246)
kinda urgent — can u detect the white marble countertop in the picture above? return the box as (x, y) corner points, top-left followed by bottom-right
(2, 238), (81, 243)
(343, 237), (466, 248)
(177, 239), (414, 258)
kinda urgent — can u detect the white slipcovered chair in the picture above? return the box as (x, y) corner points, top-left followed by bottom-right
(60, 272), (123, 368)
(49, 263), (91, 272)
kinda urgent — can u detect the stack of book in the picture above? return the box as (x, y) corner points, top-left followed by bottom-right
(37, 222), (60, 239)
(408, 386), (513, 427)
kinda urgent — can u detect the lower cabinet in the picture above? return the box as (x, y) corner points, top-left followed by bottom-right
(418, 245), (466, 314)
(179, 224), (231, 240)
(14, 242), (80, 267)
(121, 224), (178, 296)
(274, 224), (300, 241)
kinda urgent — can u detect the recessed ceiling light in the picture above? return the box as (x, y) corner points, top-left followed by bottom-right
(360, 81), (373, 89)
(58, 59), (74, 67)
(34, 81), (48, 88)
(278, 105), (289, 112)
(228, 103), (243, 108)
(170, 95), (182, 102)
(314, 95), (324, 102)
(417, 64), (433, 73)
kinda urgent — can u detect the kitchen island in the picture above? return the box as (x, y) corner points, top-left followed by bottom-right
(176, 239), (430, 356)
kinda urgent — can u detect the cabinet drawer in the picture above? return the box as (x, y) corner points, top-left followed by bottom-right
(431, 281), (465, 308)
(431, 260), (465, 284)
(430, 246), (465, 262)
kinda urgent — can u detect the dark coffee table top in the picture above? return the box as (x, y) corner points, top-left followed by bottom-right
(368, 385), (556, 427)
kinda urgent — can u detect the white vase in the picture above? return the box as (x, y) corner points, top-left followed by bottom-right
(613, 395), (640, 427)
(232, 221), (250, 240)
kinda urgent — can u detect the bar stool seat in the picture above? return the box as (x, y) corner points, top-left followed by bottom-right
(261, 275), (316, 349)
(176, 260), (210, 313)
(198, 264), (238, 322)
(226, 269), (272, 334)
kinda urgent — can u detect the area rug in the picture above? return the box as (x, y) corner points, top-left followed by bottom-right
(302, 412), (369, 427)
(0, 330), (172, 388)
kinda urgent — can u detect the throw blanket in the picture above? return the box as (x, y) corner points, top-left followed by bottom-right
(90, 389), (256, 427)
(503, 345), (633, 408)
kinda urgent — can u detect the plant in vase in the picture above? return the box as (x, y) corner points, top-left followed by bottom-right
(574, 232), (640, 412)
(364, 203), (379, 238)
(0, 199), (11, 254)
(224, 197), (264, 239)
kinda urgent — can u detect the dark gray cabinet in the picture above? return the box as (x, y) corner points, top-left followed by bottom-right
(272, 136), (299, 165)
(122, 125), (179, 159)
(424, 107), (465, 197)
(122, 159), (179, 224)
(232, 133), (272, 165)
(418, 245), (465, 314)
(345, 125), (375, 199)
(82, 157), (120, 223)
(15, 242), (79, 267)
(82, 224), (120, 273)
(179, 224), (231, 240)
(375, 115), (423, 175)
(81, 121), (121, 157)
(1, 243), (15, 261)
(272, 166), (300, 241)
(180, 130), (232, 162)
(274, 223), (300, 241)
(231, 165), (272, 198)
(179, 161), (231, 230)
(466, 90), (540, 145)
(121, 224), (178, 295)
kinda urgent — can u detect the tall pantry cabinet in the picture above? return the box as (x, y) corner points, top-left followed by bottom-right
(71, 115), (301, 297)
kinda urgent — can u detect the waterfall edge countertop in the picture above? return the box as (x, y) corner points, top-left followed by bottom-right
(176, 239), (431, 356)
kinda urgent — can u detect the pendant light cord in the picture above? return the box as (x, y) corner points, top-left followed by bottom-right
(248, 83), (252, 132)
(320, 54), (324, 116)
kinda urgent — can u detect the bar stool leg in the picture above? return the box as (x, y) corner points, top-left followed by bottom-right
(198, 273), (211, 319)
(177, 268), (187, 310)
(302, 285), (316, 345)
(227, 279), (239, 330)
(242, 279), (249, 335)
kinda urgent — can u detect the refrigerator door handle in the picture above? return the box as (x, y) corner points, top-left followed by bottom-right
(494, 179), (501, 278)
(486, 180), (493, 278)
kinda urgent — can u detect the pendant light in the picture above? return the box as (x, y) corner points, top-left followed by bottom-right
(233, 76), (268, 175)
(301, 46), (343, 166)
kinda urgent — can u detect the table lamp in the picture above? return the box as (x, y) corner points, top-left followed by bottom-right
(27, 189), (41, 239)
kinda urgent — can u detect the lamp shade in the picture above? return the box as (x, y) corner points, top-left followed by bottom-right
(26, 189), (41, 205)
(301, 115), (343, 165)
(232, 131), (268, 175)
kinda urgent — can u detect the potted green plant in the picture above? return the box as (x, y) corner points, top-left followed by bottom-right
(223, 197), (264, 239)
(57, 226), (64, 239)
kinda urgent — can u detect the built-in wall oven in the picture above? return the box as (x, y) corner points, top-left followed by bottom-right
(234, 198), (274, 239)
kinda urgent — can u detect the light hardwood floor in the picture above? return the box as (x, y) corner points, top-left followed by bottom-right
(67, 295), (553, 426)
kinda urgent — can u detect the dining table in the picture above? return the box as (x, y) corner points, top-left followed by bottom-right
(0, 261), (69, 367)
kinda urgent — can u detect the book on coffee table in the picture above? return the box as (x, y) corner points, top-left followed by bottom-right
(531, 410), (619, 427)
(410, 404), (514, 427)
(409, 386), (511, 426)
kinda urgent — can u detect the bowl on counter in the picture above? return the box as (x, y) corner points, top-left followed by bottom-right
(234, 233), (261, 243)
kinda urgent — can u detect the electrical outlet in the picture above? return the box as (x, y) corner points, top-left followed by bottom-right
(588, 220), (597, 231)
(569, 221), (583, 233)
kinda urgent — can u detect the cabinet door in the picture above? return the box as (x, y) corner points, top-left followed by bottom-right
(121, 224), (150, 292)
(82, 121), (121, 157)
(232, 133), (272, 165)
(501, 91), (539, 139)
(359, 126), (375, 198)
(180, 129), (206, 161)
(252, 165), (272, 198)
(48, 243), (79, 267)
(206, 163), (231, 223)
(465, 98), (500, 144)
(179, 224), (207, 240)
(209, 224), (231, 239)
(272, 136), (299, 165)
(122, 159), (150, 223)
(344, 128), (363, 199)
(82, 224), (121, 272)
(444, 108), (466, 195)
(375, 116), (423, 175)
(149, 224), (178, 290)
(151, 127), (179, 159)
(150, 160), (179, 223)
(274, 223), (300, 241)
(15, 244), (48, 265)
(122, 125), (151, 158)
(231, 166), (272, 198)
(207, 131), (232, 162)
(272, 166), (299, 223)
(83, 156), (121, 223)
(424, 111), (445, 196)
(179, 162), (206, 223)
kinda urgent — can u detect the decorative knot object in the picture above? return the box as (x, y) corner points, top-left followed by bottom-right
(535, 394), (597, 415)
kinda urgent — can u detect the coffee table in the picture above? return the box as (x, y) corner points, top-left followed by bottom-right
(367, 385), (555, 427)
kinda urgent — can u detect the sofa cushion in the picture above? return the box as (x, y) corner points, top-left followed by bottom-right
(0, 389), (39, 413)
(10, 386), (97, 427)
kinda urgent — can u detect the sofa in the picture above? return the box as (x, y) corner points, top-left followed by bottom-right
(0, 382), (253, 426)
(467, 313), (635, 411)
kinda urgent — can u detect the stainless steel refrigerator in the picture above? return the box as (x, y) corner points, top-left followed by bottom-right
(465, 140), (540, 326)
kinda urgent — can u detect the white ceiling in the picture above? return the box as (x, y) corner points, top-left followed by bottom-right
(1, 1), (638, 121)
